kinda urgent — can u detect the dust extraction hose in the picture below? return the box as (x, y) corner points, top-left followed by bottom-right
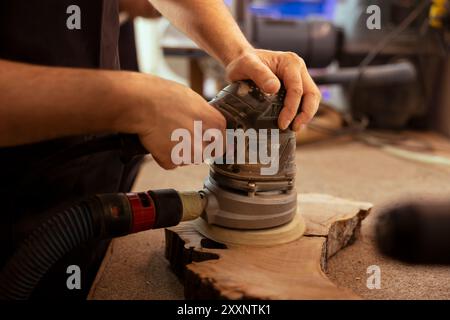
(0, 189), (205, 300)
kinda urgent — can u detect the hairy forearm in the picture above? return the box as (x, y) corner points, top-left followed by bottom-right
(0, 59), (143, 147)
(150, 0), (253, 65)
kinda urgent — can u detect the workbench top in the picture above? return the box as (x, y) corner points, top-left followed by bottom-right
(89, 132), (450, 300)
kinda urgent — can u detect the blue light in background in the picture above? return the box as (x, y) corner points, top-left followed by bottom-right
(224, 0), (337, 20)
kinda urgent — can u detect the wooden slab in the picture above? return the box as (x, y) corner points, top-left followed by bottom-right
(165, 193), (372, 300)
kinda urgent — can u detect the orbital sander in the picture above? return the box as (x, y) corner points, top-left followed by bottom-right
(195, 80), (305, 246)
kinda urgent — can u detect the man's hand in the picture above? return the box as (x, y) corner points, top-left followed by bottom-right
(127, 75), (226, 170)
(226, 49), (321, 132)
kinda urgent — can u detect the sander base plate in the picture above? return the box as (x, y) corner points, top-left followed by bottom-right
(192, 212), (305, 247)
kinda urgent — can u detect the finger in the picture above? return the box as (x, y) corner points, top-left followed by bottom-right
(291, 93), (320, 131)
(277, 57), (303, 130)
(153, 155), (177, 170)
(291, 70), (321, 131)
(227, 54), (281, 93)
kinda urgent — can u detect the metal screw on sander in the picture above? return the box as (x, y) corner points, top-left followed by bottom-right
(202, 80), (298, 230)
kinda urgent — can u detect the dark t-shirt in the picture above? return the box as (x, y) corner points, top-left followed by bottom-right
(0, 0), (141, 299)
(0, 0), (120, 69)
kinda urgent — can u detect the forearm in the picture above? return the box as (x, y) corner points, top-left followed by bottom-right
(0, 59), (144, 147)
(119, 0), (161, 19)
(150, 0), (252, 65)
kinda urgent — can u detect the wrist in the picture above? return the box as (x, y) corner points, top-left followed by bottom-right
(111, 71), (154, 135)
(221, 43), (255, 67)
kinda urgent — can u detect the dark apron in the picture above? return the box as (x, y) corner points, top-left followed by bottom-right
(0, 0), (143, 299)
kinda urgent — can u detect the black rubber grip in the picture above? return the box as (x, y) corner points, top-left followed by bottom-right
(148, 189), (183, 228)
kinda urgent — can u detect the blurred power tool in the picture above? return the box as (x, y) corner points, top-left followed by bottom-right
(376, 200), (450, 264)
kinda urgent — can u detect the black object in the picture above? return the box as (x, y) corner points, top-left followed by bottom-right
(148, 190), (183, 229)
(0, 0), (120, 69)
(119, 20), (140, 72)
(376, 201), (450, 264)
(313, 61), (417, 86)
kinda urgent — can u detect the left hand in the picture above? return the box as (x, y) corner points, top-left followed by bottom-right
(226, 49), (321, 131)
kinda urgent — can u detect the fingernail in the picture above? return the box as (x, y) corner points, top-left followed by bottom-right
(263, 79), (278, 93)
(282, 120), (291, 130)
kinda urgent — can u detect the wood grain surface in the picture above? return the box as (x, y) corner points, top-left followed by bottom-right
(165, 193), (372, 299)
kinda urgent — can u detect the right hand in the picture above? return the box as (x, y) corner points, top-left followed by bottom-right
(127, 75), (226, 170)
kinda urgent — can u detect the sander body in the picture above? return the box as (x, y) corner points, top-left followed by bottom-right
(202, 81), (298, 230)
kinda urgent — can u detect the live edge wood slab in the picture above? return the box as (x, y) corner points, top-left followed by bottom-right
(165, 193), (372, 300)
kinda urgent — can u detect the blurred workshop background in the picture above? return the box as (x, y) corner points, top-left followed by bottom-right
(126, 0), (450, 139)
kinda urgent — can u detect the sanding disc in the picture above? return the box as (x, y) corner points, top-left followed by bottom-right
(192, 212), (306, 247)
